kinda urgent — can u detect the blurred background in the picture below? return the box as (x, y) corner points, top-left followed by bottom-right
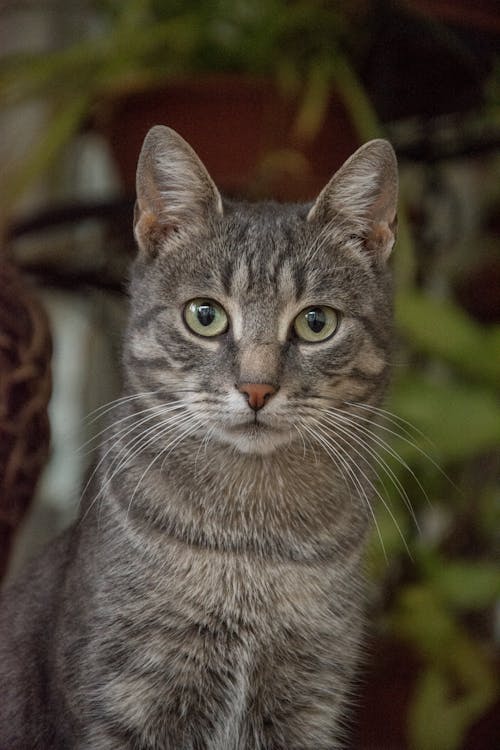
(0, 1), (499, 748)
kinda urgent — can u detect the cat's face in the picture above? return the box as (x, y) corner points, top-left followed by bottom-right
(126, 127), (397, 456)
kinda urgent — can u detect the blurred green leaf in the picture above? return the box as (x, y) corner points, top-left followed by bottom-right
(408, 666), (495, 750)
(0, 94), (92, 226)
(366, 495), (413, 574)
(329, 52), (383, 142)
(391, 586), (498, 750)
(396, 292), (500, 388)
(390, 375), (500, 462)
(409, 668), (462, 750)
(390, 586), (455, 654)
(292, 59), (332, 142)
(435, 561), (500, 610)
(419, 551), (500, 610)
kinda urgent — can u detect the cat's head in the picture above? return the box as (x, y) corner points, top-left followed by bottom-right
(126, 126), (397, 456)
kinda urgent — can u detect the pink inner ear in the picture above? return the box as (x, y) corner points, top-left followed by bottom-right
(135, 209), (178, 257)
(365, 221), (396, 260)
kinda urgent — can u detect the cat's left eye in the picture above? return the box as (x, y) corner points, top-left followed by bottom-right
(184, 299), (229, 337)
(294, 306), (339, 343)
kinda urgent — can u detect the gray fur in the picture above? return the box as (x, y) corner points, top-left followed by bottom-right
(0, 127), (398, 749)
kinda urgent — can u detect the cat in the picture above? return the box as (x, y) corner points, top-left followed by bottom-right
(0, 125), (398, 749)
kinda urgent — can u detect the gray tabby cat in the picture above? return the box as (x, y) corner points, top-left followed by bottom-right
(0, 126), (398, 749)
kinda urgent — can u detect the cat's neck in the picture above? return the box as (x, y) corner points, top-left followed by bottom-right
(97, 432), (370, 563)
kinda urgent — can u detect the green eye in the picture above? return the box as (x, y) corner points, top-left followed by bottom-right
(184, 299), (228, 337)
(294, 306), (339, 343)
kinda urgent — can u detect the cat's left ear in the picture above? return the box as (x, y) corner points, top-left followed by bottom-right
(307, 139), (398, 262)
(134, 125), (223, 257)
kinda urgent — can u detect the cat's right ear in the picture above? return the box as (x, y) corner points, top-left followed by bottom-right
(134, 126), (223, 257)
(307, 139), (398, 262)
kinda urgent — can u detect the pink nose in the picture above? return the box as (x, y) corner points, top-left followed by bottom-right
(238, 383), (276, 411)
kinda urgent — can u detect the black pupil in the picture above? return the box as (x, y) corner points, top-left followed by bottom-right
(306, 308), (326, 333)
(197, 304), (216, 327)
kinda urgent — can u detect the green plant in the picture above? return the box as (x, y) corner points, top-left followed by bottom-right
(369, 199), (500, 750)
(325, 34), (500, 749)
(0, 0), (367, 222)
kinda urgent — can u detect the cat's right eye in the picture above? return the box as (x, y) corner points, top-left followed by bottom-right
(293, 305), (339, 343)
(184, 299), (229, 337)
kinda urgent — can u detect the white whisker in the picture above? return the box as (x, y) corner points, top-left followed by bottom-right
(345, 401), (457, 493)
(126, 417), (203, 519)
(311, 418), (412, 559)
(83, 390), (162, 424)
(346, 401), (434, 446)
(79, 405), (192, 525)
(194, 424), (217, 476)
(105, 411), (195, 491)
(311, 406), (424, 526)
(300, 421), (388, 563)
(78, 403), (186, 509)
(293, 423), (308, 460)
(78, 400), (187, 454)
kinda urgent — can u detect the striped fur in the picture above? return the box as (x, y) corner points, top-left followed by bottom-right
(0, 127), (398, 749)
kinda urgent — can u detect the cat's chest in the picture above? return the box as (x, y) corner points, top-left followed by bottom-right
(124, 540), (338, 635)
(88, 536), (356, 744)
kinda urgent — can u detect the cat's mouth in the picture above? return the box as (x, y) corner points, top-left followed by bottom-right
(219, 417), (292, 454)
(227, 415), (281, 433)
(227, 420), (270, 434)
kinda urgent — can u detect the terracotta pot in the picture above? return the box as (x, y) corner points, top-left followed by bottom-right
(93, 75), (359, 202)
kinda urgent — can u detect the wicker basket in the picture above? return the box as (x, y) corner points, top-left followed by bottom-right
(0, 261), (52, 581)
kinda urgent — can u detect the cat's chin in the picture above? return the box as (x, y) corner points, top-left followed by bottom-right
(215, 423), (292, 455)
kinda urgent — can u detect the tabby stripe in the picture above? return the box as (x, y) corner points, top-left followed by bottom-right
(154, 329), (209, 359)
(313, 343), (356, 375)
(179, 361), (197, 373)
(279, 222), (306, 299)
(349, 364), (389, 383)
(128, 352), (196, 377)
(134, 304), (169, 330)
(351, 378), (387, 402)
(358, 315), (391, 353)
(245, 251), (257, 294)
(292, 260), (306, 300)
(269, 243), (291, 289)
(124, 501), (343, 563)
(126, 353), (168, 370)
(220, 257), (235, 296)
(318, 373), (384, 402)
